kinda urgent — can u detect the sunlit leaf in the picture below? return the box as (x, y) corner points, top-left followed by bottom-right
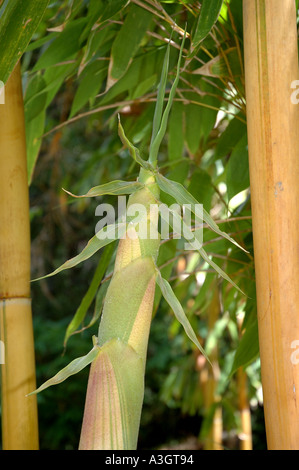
(156, 270), (210, 362)
(149, 31), (186, 166)
(28, 344), (101, 395)
(63, 180), (144, 198)
(156, 172), (248, 253)
(32, 223), (126, 281)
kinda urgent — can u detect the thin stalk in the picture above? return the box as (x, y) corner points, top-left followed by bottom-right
(200, 283), (222, 450)
(237, 366), (252, 450)
(0, 62), (39, 449)
(243, 0), (299, 449)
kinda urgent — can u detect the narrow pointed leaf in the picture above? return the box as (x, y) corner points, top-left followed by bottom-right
(64, 242), (115, 346)
(190, 0), (223, 56)
(156, 172), (248, 252)
(28, 345), (101, 395)
(63, 180), (143, 198)
(229, 317), (259, 377)
(159, 203), (245, 295)
(156, 270), (210, 363)
(118, 115), (153, 171)
(0, 0), (50, 84)
(32, 223), (126, 281)
(149, 31), (186, 166)
(150, 41), (171, 148)
(198, 246), (245, 295)
(106, 4), (152, 90)
(193, 47), (242, 78)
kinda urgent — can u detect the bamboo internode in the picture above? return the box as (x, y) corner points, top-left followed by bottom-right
(0, 62), (39, 449)
(243, 0), (299, 449)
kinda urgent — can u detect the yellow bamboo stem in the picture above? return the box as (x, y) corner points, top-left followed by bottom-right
(237, 366), (252, 450)
(243, 0), (299, 449)
(200, 285), (222, 450)
(0, 62), (39, 449)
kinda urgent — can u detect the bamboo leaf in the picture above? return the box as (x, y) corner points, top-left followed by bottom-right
(192, 47), (242, 78)
(156, 172), (248, 253)
(149, 30), (186, 166)
(32, 223), (126, 281)
(64, 243), (115, 347)
(159, 202), (245, 295)
(28, 344), (101, 395)
(106, 3), (152, 90)
(118, 115), (153, 170)
(226, 133), (249, 201)
(33, 18), (87, 71)
(213, 115), (247, 161)
(198, 246), (245, 295)
(229, 317), (259, 377)
(63, 180), (144, 198)
(156, 270), (210, 363)
(0, 0), (50, 84)
(190, 0), (223, 56)
(150, 40), (171, 148)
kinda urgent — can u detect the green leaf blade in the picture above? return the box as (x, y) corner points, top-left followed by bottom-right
(64, 242), (115, 347)
(156, 271), (210, 363)
(63, 180), (144, 198)
(0, 0), (50, 84)
(32, 223), (126, 281)
(156, 173), (248, 253)
(191, 0), (223, 54)
(28, 345), (101, 395)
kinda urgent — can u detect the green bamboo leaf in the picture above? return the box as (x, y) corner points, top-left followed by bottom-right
(168, 101), (184, 161)
(0, 0), (50, 84)
(159, 202), (245, 295)
(63, 180), (144, 198)
(190, 0), (223, 56)
(226, 133), (249, 201)
(87, 0), (129, 27)
(106, 3), (152, 89)
(24, 73), (48, 123)
(198, 247), (245, 295)
(149, 31), (186, 166)
(86, 281), (110, 331)
(69, 60), (108, 118)
(213, 115), (247, 161)
(32, 223), (126, 281)
(118, 115), (153, 171)
(28, 343), (101, 395)
(156, 270), (210, 363)
(156, 172), (248, 253)
(150, 40), (171, 148)
(26, 107), (46, 185)
(229, 317), (259, 377)
(64, 242), (115, 347)
(193, 47), (242, 78)
(33, 17), (87, 71)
